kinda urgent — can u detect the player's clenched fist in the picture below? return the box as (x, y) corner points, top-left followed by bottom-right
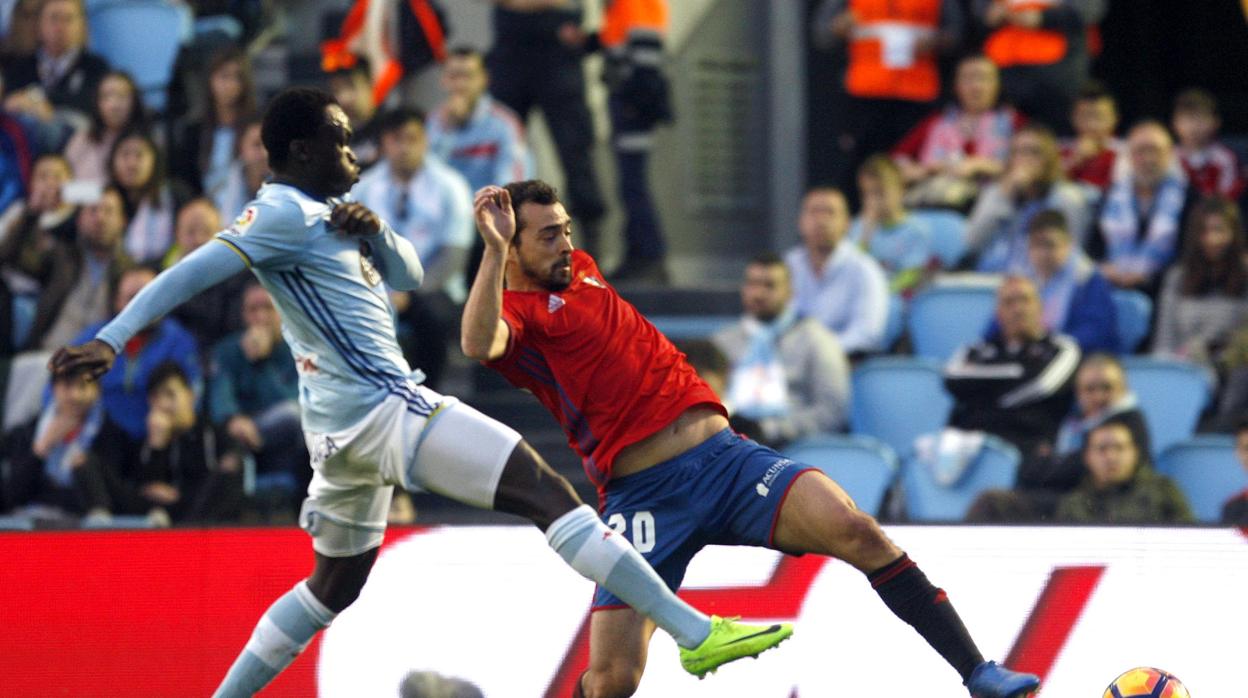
(47, 339), (116, 381)
(473, 185), (515, 251)
(331, 202), (382, 238)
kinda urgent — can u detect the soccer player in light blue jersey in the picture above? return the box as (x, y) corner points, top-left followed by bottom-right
(48, 87), (791, 697)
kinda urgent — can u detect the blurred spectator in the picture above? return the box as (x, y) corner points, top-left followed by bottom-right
(850, 154), (934, 297)
(561, 0), (674, 282)
(0, 153), (76, 352)
(324, 56), (380, 171)
(209, 283), (303, 512)
(785, 187), (889, 355)
(891, 55), (1023, 210)
(488, 1), (606, 254)
(1219, 327), (1248, 432)
(1088, 120), (1197, 294)
(29, 183), (130, 351)
(975, 0), (1104, 133)
(1221, 418), (1248, 525)
(163, 198), (247, 351)
(1060, 81), (1120, 191)
(0, 371), (110, 518)
(0, 0), (41, 57)
(1, 0), (107, 120)
(945, 276), (1080, 460)
(62, 71), (145, 184)
(812, 0), (964, 192)
(0, 71), (39, 215)
(427, 47), (531, 289)
(94, 361), (242, 524)
(1172, 88), (1244, 201)
(1054, 420), (1193, 524)
(677, 337), (729, 400)
(1153, 197), (1248, 365)
(712, 252), (850, 447)
(428, 47), (530, 196)
(353, 107), (471, 389)
(967, 124), (1091, 272)
(70, 265), (200, 441)
(109, 128), (187, 264)
(209, 116), (267, 221)
(171, 46), (257, 197)
(1021, 209), (1117, 353)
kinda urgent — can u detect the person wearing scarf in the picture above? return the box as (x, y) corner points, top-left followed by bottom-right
(712, 254), (850, 448)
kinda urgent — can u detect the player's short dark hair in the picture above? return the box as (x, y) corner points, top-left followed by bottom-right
(676, 339), (728, 377)
(505, 179), (561, 238)
(146, 361), (190, 397)
(1027, 209), (1070, 236)
(262, 87), (338, 171)
(1076, 80), (1114, 104)
(1174, 87), (1218, 117)
(377, 106), (426, 136)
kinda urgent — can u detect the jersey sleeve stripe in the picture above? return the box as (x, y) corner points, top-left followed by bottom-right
(216, 238), (253, 267)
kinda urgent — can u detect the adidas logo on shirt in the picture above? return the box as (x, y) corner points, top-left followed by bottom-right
(548, 295), (565, 313)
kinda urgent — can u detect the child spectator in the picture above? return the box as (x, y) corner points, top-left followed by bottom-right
(171, 46), (257, 196)
(1061, 81), (1121, 191)
(1153, 197), (1248, 365)
(850, 155), (934, 297)
(1055, 421), (1193, 524)
(1172, 88), (1243, 200)
(1221, 418), (1248, 525)
(62, 71), (145, 184)
(1022, 209), (1117, 353)
(108, 128), (186, 264)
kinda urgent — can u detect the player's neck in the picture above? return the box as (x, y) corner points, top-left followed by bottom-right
(272, 175), (332, 202)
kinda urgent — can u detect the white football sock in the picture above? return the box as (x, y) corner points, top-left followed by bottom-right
(213, 581), (336, 697)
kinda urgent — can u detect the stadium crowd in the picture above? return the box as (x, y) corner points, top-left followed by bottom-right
(0, 0), (1245, 530)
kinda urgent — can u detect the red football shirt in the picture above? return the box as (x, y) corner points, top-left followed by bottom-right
(488, 250), (725, 492)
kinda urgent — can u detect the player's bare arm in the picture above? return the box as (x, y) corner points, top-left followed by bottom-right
(461, 185), (513, 361)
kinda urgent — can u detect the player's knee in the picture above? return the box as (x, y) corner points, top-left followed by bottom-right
(583, 664), (643, 698)
(834, 510), (895, 570)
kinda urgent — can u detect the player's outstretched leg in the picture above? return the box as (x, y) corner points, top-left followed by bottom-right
(492, 440), (791, 682)
(213, 548), (377, 697)
(772, 471), (1039, 698)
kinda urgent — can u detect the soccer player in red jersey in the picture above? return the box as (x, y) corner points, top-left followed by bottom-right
(463, 181), (1042, 698)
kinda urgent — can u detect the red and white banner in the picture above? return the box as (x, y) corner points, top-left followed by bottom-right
(2, 526), (1244, 697)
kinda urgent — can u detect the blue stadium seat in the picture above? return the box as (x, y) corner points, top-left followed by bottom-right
(850, 357), (952, 457)
(1121, 357), (1212, 457)
(646, 315), (734, 340)
(900, 435), (1020, 522)
(1112, 289), (1152, 354)
(783, 434), (898, 517)
(910, 209), (967, 268)
(908, 283), (997, 362)
(87, 0), (192, 112)
(1156, 436), (1247, 522)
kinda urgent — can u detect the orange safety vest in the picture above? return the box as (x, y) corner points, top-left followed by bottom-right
(984, 0), (1069, 68)
(846, 0), (942, 102)
(600, 0), (668, 49)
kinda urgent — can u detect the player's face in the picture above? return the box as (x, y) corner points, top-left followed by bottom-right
(741, 263), (791, 323)
(513, 201), (574, 291)
(313, 104), (360, 196)
(1085, 425), (1138, 489)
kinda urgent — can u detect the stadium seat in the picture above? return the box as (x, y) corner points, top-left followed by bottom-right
(900, 435), (1021, 522)
(911, 209), (967, 268)
(1122, 357), (1212, 457)
(646, 315), (735, 341)
(1112, 289), (1152, 354)
(850, 357), (952, 458)
(1156, 436), (1247, 522)
(908, 283), (997, 362)
(87, 0), (192, 112)
(783, 434), (898, 517)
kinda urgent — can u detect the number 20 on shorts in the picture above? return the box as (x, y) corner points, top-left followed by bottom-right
(606, 511), (656, 553)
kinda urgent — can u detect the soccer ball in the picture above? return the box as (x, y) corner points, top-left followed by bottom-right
(1103, 667), (1190, 698)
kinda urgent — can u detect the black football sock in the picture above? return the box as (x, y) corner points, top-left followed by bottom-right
(868, 554), (985, 682)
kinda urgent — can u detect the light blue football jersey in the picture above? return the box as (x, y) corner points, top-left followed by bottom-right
(216, 183), (432, 434)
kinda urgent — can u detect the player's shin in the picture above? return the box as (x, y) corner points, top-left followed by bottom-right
(868, 554), (985, 683)
(546, 504), (711, 648)
(213, 581), (337, 698)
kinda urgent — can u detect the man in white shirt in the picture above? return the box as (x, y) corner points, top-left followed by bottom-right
(352, 107), (472, 388)
(784, 187), (889, 355)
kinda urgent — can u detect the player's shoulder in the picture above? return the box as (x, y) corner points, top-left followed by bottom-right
(228, 184), (315, 237)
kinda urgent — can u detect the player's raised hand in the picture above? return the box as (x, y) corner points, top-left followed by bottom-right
(331, 202), (382, 238)
(474, 185), (515, 251)
(47, 339), (117, 381)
